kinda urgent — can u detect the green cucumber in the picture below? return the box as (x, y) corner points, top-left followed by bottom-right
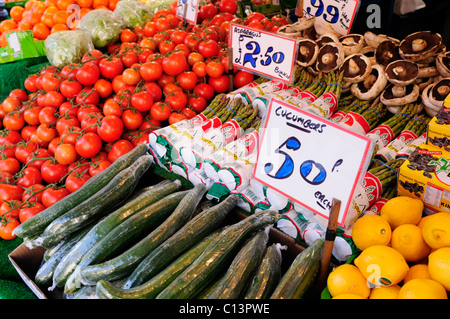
(95, 230), (220, 299)
(243, 243), (284, 299)
(156, 209), (281, 299)
(14, 143), (149, 239)
(64, 190), (189, 294)
(35, 225), (93, 286)
(40, 154), (153, 248)
(79, 184), (207, 284)
(52, 179), (181, 288)
(207, 228), (269, 299)
(122, 195), (238, 289)
(42, 239), (65, 262)
(270, 238), (324, 299)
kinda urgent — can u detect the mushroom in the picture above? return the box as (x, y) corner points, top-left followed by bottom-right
(340, 54), (372, 83)
(364, 31), (400, 48)
(380, 83), (420, 107)
(314, 19), (340, 38)
(399, 31), (442, 62)
(339, 34), (365, 56)
(417, 63), (439, 79)
(375, 40), (401, 67)
(385, 60), (419, 86)
(360, 46), (377, 66)
(315, 42), (344, 73)
(415, 76), (434, 91)
(277, 16), (315, 39)
(429, 78), (450, 108)
(436, 51), (450, 77)
(296, 39), (319, 67)
(350, 64), (387, 100)
(316, 33), (341, 48)
(422, 83), (442, 117)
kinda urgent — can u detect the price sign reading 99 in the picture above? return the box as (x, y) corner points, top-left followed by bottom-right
(229, 23), (298, 83)
(253, 99), (373, 226)
(297, 0), (360, 35)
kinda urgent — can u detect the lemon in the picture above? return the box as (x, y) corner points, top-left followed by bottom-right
(379, 196), (423, 229)
(354, 245), (409, 287)
(391, 224), (431, 262)
(403, 264), (431, 283)
(369, 285), (401, 299)
(351, 214), (391, 251)
(398, 278), (448, 299)
(417, 215), (430, 229)
(326, 264), (370, 298)
(421, 212), (450, 249)
(428, 247), (450, 291)
(332, 293), (366, 299)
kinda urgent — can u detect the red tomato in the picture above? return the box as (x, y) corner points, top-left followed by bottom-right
(65, 171), (90, 193)
(150, 102), (172, 122)
(60, 79), (82, 99)
(139, 61), (163, 82)
(0, 183), (24, 205)
(121, 109), (143, 130)
(0, 200), (22, 220)
(14, 141), (38, 164)
(219, 0), (238, 14)
(187, 95), (207, 113)
(0, 157), (20, 175)
(82, 49), (104, 65)
(41, 160), (69, 184)
(98, 115), (124, 143)
(208, 74), (230, 93)
(108, 139), (134, 162)
(170, 29), (188, 45)
(41, 186), (70, 208)
(94, 79), (113, 99)
(38, 106), (58, 126)
(0, 218), (20, 240)
(75, 132), (103, 158)
(233, 70), (255, 88)
(99, 57), (124, 79)
(75, 87), (100, 105)
(193, 83), (215, 100)
(176, 71), (198, 91)
(16, 166), (43, 188)
(3, 112), (25, 131)
(162, 53), (187, 76)
(41, 73), (61, 92)
(131, 91), (154, 112)
(88, 159), (111, 176)
(199, 4), (218, 20)
(206, 61), (224, 78)
(142, 82), (163, 102)
(18, 202), (45, 223)
(21, 183), (45, 204)
(168, 112), (188, 125)
(55, 143), (78, 165)
(166, 91), (188, 112)
(76, 63), (101, 86)
(198, 39), (220, 59)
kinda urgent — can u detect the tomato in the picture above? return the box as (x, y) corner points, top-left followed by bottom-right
(198, 39), (220, 59)
(187, 52), (204, 66)
(208, 74), (230, 93)
(184, 33), (202, 51)
(40, 159), (68, 184)
(139, 61), (163, 82)
(121, 109), (143, 130)
(23, 106), (42, 126)
(2, 97), (21, 113)
(108, 139), (134, 162)
(82, 49), (104, 65)
(3, 111), (25, 131)
(14, 141), (38, 164)
(94, 79), (113, 98)
(96, 115), (123, 143)
(176, 71), (198, 91)
(38, 106), (58, 126)
(24, 74), (39, 92)
(155, 17), (171, 32)
(40, 73), (61, 92)
(60, 63), (80, 80)
(87, 158), (110, 177)
(157, 73), (176, 88)
(55, 115), (81, 137)
(131, 91), (154, 112)
(65, 171), (90, 193)
(150, 101), (171, 122)
(245, 12), (265, 24)
(219, 0), (238, 14)
(99, 57), (124, 79)
(76, 62), (101, 86)
(199, 4), (218, 20)
(170, 29), (188, 45)
(192, 61), (207, 77)
(247, 20), (265, 30)
(81, 112), (103, 134)
(168, 112), (188, 125)
(209, 14), (227, 27)
(75, 132), (102, 158)
(18, 202), (45, 223)
(41, 186), (70, 208)
(188, 95), (208, 113)
(0, 218), (20, 240)
(75, 87), (100, 105)
(58, 102), (78, 118)
(233, 70), (255, 88)
(142, 82), (163, 102)
(0, 183), (24, 205)
(28, 148), (52, 170)
(158, 40), (176, 55)
(121, 51), (139, 68)
(143, 21), (157, 37)
(162, 53), (187, 76)
(60, 79), (82, 99)
(103, 99), (123, 117)
(166, 91), (188, 112)
(9, 89), (28, 102)
(193, 83), (215, 100)
(16, 166), (43, 188)
(36, 123), (57, 144)
(21, 183), (45, 204)
(206, 61), (224, 78)
(0, 200), (22, 220)
(122, 68), (141, 86)
(120, 28), (138, 43)
(77, 104), (101, 122)
(55, 143), (78, 165)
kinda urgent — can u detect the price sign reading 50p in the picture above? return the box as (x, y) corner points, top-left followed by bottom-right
(229, 23), (298, 84)
(253, 98), (373, 226)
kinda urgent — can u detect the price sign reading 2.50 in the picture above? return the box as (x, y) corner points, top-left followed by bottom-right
(229, 23), (298, 83)
(253, 98), (373, 226)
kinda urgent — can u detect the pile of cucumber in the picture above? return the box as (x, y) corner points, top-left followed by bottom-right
(14, 143), (324, 299)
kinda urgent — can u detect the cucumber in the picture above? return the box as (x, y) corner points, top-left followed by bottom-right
(95, 230), (220, 299)
(52, 180), (181, 288)
(79, 184), (207, 284)
(40, 154), (153, 248)
(270, 238), (324, 299)
(207, 228), (269, 299)
(156, 209), (281, 299)
(243, 243), (284, 299)
(122, 195), (238, 289)
(35, 225), (92, 286)
(14, 143), (149, 239)
(42, 239), (65, 262)
(64, 190), (189, 294)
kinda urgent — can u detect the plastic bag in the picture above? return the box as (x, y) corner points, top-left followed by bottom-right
(146, 0), (176, 14)
(78, 9), (125, 48)
(44, 30), (94, 68)
(114, 0), (153, 29)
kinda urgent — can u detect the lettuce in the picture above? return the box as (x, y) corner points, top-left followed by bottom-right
(114, 0), (153, 29)
(78, 9), (125, 48)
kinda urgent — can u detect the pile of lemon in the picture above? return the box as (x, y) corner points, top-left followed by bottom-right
(327, 196), (450, 299)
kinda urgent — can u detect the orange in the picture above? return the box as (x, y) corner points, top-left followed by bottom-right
(41, 13), (55, 28)
(9, 6), (25, 22)
(421, 212), (450, 249)
(390, 224), (431, 262)
(0, 20), (18, 34)
(369, 285), (401, 299)
(403, 264), (432, 284)
(24, 0), (37, 10)
(332, 293), (366, 299)
(77, 0), (93, 8)
(32, 23), (50, 40)
(52, 10), (71, 25)
(43, 6), (59, 16)
(44, 0), (59, 7)
(398, 278), (448, 299)
(380, 196), (423, 229)
(108, 0), (119, 10)
(18, 22), (33, 31)
(92, 0), (108, 8)
(351, 214), (392, 251)
(57, 0), (75, 10)
(79, 7), (92, 18)
(31, 1), (47, 16)
(428, 247), (450, 291)
(326, 264), (371, 298)
(417, 215), (430, 229)
(50, 23), (69, 33)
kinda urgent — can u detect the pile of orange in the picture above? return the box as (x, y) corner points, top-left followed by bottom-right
(327, 196), (450, 299)
(0, 0), (120, 46)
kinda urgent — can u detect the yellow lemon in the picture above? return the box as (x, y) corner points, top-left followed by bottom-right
(379, 196), (423, 229)
(417, 215), (430, 229)
(369, 285), (401, 299)
(403, 264), (431, 284)
(391, 224), (431, 262)
(351, 214), (391, 251)
(354, 245), (409, 287)
(326, 264), (370, 298)
(428, 247), (450, 291)
(398, 278), (448, 299)
(332, 293), (366, 299)
(421, 212), (450, 249)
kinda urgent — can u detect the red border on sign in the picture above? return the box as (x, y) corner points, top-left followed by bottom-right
(229, 23), (298, 84)
(253, 98), (373, 227)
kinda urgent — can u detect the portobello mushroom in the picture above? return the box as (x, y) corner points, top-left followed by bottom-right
(375, 40), (401, 67)
(350, 64), (387, 100)
(385, 60), (419, 86)
(296, 39), (319, 67)
(436, 51), (450, 77)
(429, 78), (450, 108)
(422, 83), (443, 117)
(339, 34), (365, 56)
(340, 54), (372, 83)
(316, 42), (344, 73)
(399, 31), (442, 62)
(364, 31), (400, 49)
(380, 83), (420, 107)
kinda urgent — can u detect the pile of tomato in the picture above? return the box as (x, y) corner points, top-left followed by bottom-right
(0, 0), (289, 240)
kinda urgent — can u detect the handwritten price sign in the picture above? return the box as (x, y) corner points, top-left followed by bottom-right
(176, 0), (200, 25)
(229, 23), (298, 83)
(253, 98), (373, 226)
(296, 0), (360, 35)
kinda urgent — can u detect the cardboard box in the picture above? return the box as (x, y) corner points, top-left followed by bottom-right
(397, 143), (450, 215)
(427, 106), (450, 152)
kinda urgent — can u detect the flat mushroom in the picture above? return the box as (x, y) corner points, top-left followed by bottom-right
(429, 78), (450, 108)
(399, 31), (442, 62)
(277, 16), (315, 39)
(375, 40), (401, 67)
(339, 34), (365, 56)
(422, 82), (442, 117)
(350, 64), (387, 100)
(316, 42), (344, 73)
(385, 60), (419, 86)
(296, 39), (319, 67)
(380, 83), (420, 106)
(340, 53), (372, 83)
(436, 51), (450, 77)
(316, 33), (340, 48)
(364, 31), (399, 49)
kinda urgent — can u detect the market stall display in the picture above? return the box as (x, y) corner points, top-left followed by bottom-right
(0, 0), (449, 301)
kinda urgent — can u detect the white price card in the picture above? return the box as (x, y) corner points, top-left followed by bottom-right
(229, 23), (298, 84)
(253, 98), (373, 226)
(176, 0), (200, 25)
(296, 0), (360, 35)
